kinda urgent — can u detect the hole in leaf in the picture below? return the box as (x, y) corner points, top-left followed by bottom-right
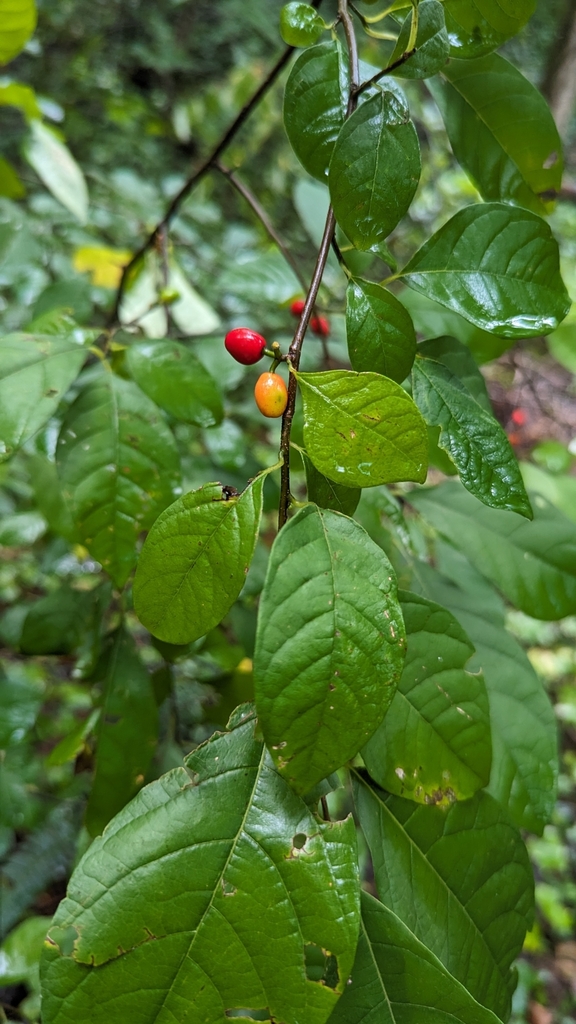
(225, 1010), (271, 1020)
(292, 833), (307, 850)
(304, 944), (340, 989)
(222, 879), (237, 896)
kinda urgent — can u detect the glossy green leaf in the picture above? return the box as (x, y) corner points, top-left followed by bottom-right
(297, 369), (428, 488)
(125, 338), (223, 427)
(280, 2), (324, 46)
(411, 481), (576, 619)
(412, 353), (532, 517)
(56, 372), (181, 588)
(398, 289), (511, 364)
(443, 0), (536, 58)
(363, 591), (491, 804)
(430, 54), (562, 215)
(27, 453), (78, 541)
(402, 203), (571, 337)
(133, 475), (265, 644)
(24, 120), (88, 224)
(329, 90), (421, 251)
(0, 333), (87, 461)
(0, 0), (36, 64)
(389, 0), (449, 79)
(418, 335), (491, 411)
(354, 772), (534, 1022)
(254, 505), (406, 794)
(85, 628), (158, 837)
(302, 450), (361, 516)
(329, 892), (501, 1024)
(41, 708), (360, 1024)
(284, 41), (348, 181)
(414, 555), (558, 835)
(346, 278), (416, 383)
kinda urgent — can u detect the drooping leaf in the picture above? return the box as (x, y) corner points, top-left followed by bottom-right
(353, 771), (534, 1022)
(329, 892), (501, 1024)
(125, 338), (223, 427)
(133, 475), (265, 644)
(411, 481), (576, 619)
(443, 0), (536, 59)
(346, 278), (416, 383)
(56, 372), (181, 588)
(85, 628), (158, 837)
(363, 591), (491, 804)
(414, 553), (558, 835)
(329, 90), (421, 251)
(24, 120), (88, 224)
(0, 0), (36, 65)
(0, 333), (87, 462)
(401, 203), (570, 337)
(302, 450), (361, 516)
(297, 369), (428, 488)
(41, 708), (361, 1024)
(412, 353), (533, 517)
(418, 335), (492, 410)
(284, 40), (348, 181)
(254, 505), (406, 794)
(429, 54), (563, 215)
(389, 0), (449, 79)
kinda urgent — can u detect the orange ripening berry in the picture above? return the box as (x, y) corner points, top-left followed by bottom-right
(254, 372), (288, 418)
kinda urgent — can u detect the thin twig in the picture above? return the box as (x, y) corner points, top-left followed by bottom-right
(355, 47), (416, 95)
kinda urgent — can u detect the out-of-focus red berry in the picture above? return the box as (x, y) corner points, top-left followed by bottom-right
(290, 299), (306, 316)
(224, 328), (267, 365)
(511, 408), (527, 426)
(507, 432), (521, 446)
(311, 315), (330, 338)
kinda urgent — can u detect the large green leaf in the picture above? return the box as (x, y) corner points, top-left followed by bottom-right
(389, 0), (449, 79)
(354, 772), (534, 1022)
(329, 892), (501, 1024)
(411, 481), (576, 619)
(429, 55), (563, 215)
(56, 372), (181, 588)
(0, 0), (36, 65)
(414, 553), (558, 835)
(302, 450), (361, 516)
(254, 505), (406, 794)
(346, 279), (416, 383)
(297, 369), (428, 488)
(41, 707), (360, 1024)
(284, 41), (348, 182)
(133, 475), (265, 644)
(443, 0), (536, 58)
(24, 120), (88, 224)
(85, 628), (158, 837)
(412, 353), (532, 517)
(125, 338), (223, 427)
(329, 90), (420, 251)
(0, 333), (87, 461)
(363, 591), (491, 804)
(401, 203), (570, 337)
(398, 289), (511, 364)
(418, 335), (492, 410)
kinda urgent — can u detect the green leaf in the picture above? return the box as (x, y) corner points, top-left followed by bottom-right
(280, 2), (324, 46)
(411, 481), (576, 620)
(41, 708), (360, 1024)
(27, 453), (78, 542)
(412, 353), (532, 517)
(0, 155), (25, 198)
(418, 335), (491, 411)
(125, 338), (223, 427)
(547, 320), (576, 374)
(254, 505), (406, 794)
(20, 585), (95, 655)
(284, 41), (348, 182)
(46, 709), (100, 768)
(429, 54), (562, 215)
(0, 916), (47, 987)
(389, 0), (449, 79)
(0, 0), (36, 64)
(521, 461), (576, 524)
(0, 333), (87, 461)
(133, 475), (265, 644)
(297, 369), (428, 488)
(363, 590), (491, 804)
(85, 628), (158, 837)
(329, 892), (502, 1024)
(353, 771), (534, 1022)
(346, 278), (416, 383)
(329, 91), (421, 251)
(414, 555), (558, 835)
(0, 81), (40, 120)
(302, 450), (361, 516)
(402, 203), (570, 338)
(0, 661), (45, 748)
(398, 289), (512, 364)
(0, 510), (46, 545)
(167, 260), (221, 337)
(443, 0), (536, 58)
(56, 372), (181, 588)
(24, 120), (88, 224)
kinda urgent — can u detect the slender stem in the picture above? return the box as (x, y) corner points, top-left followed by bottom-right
(355, 46), (416, 95)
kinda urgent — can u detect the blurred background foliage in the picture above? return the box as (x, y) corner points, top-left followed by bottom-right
(0, 1), (576, 1021)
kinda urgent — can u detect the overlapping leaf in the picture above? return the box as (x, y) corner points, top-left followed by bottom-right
(354, 771), (534, 1022)
(363, 591), (491, 804)
(346, 279), (416, 383)
(302, 450), (361, 516)
(284, 41), (348, 181)
(418, 335), (492, 409)
(443, 0), (536, 58)
(56, 372), (180, 588)
(133, 475), (265, 644)
(297, 369), (428, 488)
(41, 708), (361, 1024)
(125, 338), (223, 427)
(254, 505), (406, 794)
(24, 120), (88, 223)
(389, 0), (449, 79)
(401, 203), (570, 337)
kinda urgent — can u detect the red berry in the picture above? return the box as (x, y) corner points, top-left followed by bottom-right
(507, 432), (521, 446)
(224, 328), (267, 365)
(290, 299), (306, 316)
(311, 315), (330, 338)
(254, 372), (288, 418)
(511, 408), (527, 426)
